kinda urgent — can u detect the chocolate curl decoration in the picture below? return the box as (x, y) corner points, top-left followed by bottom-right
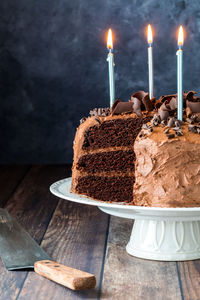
(131, 97), (142, 117)
(132, 91), (153, 111)
(186, 106), (193, 118)
(112, 91), (153, 116)
(167, 117), (175, 128)
(158, 102), (170, 121)
(168, 97), (177, 110)
(157, 95), (178, 121)
(185, 90), (200, 113)
(142, 93), (153, 111)
(186, 90), (198, 101)
(111, 100), (133, 115)
(159, 94), (177, 103)
(132, 90), (146, 101)
(158, 108), (169, 121)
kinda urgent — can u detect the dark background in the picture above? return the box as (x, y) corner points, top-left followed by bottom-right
(0, 0), (199, 163)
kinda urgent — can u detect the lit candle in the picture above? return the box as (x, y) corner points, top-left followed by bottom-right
(177, 26), (184, 121)
(107, 29), (115, 107)
(147, 24), (154, 99)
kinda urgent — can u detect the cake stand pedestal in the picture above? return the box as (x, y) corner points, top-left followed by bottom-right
(50, 178), (200, 261)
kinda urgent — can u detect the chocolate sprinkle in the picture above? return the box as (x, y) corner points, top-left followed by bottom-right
(186, 118), (194, 124)
(89, 107), (111, 117)
(186, 106), (193, 118)
(167, 133), (175, 139)
(80, 117), (87, 124)
(167, 117), (175, 128)
(164, 128), (169, 134)
(176, 130), (183, 136)
(95, 117), (101, 124)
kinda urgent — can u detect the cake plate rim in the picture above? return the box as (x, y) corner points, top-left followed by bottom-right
(50, 177), (200, 221)
(50, 177), (200, 261)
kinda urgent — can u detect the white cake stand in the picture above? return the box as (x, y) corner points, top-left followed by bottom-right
(50, 178), (200, 261)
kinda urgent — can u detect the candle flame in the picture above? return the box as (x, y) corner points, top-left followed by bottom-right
(147, 24), (153, 45)
(178, 26), (184, 47)
(107, 29), (113, 50)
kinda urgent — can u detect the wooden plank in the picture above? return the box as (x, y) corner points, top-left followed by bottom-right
(0, 165), (29, 207)
(101, 216), (182, 300)
(177, 260), (200, 300)
(0, 165), (68, 300)
(18, 200), (109, 300)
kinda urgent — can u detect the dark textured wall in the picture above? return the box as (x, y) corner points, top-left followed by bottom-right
(0, 0), (199, 163)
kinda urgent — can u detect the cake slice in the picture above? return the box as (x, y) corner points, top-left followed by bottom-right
(71, 91), (154, 202)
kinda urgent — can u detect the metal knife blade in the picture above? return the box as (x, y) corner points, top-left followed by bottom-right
(0, 208), (50, 270)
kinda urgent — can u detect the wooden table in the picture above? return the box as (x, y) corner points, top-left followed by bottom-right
(0, 165), (199, 300)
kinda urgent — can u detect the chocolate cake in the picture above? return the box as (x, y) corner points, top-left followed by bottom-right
(71, 91), (153, 202)
(71, 90), (200, 207)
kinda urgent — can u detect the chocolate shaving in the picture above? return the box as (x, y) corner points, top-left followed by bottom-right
(131, 97), (142, 117)
(167, 133), (175, 139)
(176, 130), (183, 136)
(168, 97), (177, 110)
(95, 117), (101, 124)
(111, 90), (154, 117)
(175, 120), (181, 128)
(80, 117), (87, 124)
(158, 108), (169, 121)
(90, 107), (110, 117)
(167, 117), (175, 128)
(186, 106), (192, 118)
(159, 94), (177, 103)
(186, 118), (194, 124)
(151, 114), (161, 126)
(112, 101), (133, 115)
(157, 95), (178, 121)
(186, 90), (198, 101)
(132, 91), (146, 101)
(142, 93), (153, 111)
(186, 100), (200, 113)
(131, 90), (154, 114)
(191, 113), (200, 123)
(164, 128), (169, 134)
(111, 99), (120, 112)
(188, 124), (200, 134)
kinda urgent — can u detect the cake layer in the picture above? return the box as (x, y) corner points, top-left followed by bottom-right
(82, 117), (151, 150)
(76, 150), (135, 173)
(74, 175), (134, 202)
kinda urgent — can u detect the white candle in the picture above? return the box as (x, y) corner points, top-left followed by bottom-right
(147, 24), (154, 99)
(107, 29), (115, 107)
(177, 26), (184, 121)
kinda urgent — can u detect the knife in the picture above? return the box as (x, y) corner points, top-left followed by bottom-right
(0, 209), (96, 290)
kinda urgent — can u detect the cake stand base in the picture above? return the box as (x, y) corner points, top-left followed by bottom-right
(126, 219), (200, 261)
(50, 178), (200, 261)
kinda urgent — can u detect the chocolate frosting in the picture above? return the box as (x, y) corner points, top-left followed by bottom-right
(133, 125), (200, 207)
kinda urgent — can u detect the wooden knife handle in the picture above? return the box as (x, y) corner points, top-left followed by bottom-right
(34, 260), (96, 290)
